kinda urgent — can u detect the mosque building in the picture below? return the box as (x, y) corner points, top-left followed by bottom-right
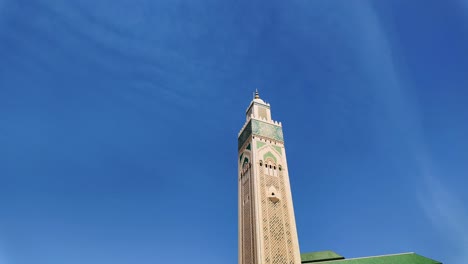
(237, 91), (441, 264)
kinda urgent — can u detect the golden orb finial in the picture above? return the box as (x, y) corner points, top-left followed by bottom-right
(254, 89), (260, 99)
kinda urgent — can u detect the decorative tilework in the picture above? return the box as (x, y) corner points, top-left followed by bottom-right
(252, 120), (283, 142)
(257, 141), (266, 149)
(272, 146), (282, 156)
(238, 120), (283, 150)
(263, 151), (277, 163)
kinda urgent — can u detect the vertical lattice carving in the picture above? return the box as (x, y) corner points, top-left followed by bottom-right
(259, 163), (269, 263)
(242, 163), (255, 264)
(279, 169), (295, 264)
(259, 159), (296, 264)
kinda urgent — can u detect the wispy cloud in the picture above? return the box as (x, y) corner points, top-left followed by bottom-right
(418, 161), (468, 263)
(353, 3), (468, 262)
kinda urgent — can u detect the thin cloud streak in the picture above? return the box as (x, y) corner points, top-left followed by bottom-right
(418, 171), (468, 263)
(357, 3), (466, 262)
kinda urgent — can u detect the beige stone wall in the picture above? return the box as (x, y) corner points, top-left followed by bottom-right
(239, 97), (301, 264)
(255, 142), (301, 264)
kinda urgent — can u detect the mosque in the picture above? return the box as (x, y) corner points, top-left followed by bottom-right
(237, 92), (441, 264)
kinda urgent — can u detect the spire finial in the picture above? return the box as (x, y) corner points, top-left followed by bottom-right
(254, 89), (260, 99)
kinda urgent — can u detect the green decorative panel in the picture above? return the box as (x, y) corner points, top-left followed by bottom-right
(273, 145), (282, 156)
(263, 151), (277, 163)
(238, 119), (283, 150)
(246, 143), (251, 150)
(251, 120), (283, 141)
(256, 141), (266, 149)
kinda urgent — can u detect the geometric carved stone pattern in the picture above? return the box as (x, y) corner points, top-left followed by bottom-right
(259, 160), (296, 264)
(241, 163), (256, 264)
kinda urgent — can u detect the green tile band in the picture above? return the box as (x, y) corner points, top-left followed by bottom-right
(238, 119), (284, 150)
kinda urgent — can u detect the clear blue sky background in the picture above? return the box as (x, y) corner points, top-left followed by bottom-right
(0, 1), (467, 263)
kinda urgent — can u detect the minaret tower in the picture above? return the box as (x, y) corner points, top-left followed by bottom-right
(238, 91), (301, 264)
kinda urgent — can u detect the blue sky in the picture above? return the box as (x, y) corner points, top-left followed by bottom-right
(0, 0), (467, 263)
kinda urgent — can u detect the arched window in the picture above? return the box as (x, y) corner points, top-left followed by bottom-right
(264, 159), (278, 176)
(242, 159), (250, 176)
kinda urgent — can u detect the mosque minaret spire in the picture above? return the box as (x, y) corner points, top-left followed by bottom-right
(238, 91), (301, 264)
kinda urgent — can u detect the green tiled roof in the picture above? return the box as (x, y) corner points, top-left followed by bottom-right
(301, 251), (344, 263)
(303, 253), (441, 264)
